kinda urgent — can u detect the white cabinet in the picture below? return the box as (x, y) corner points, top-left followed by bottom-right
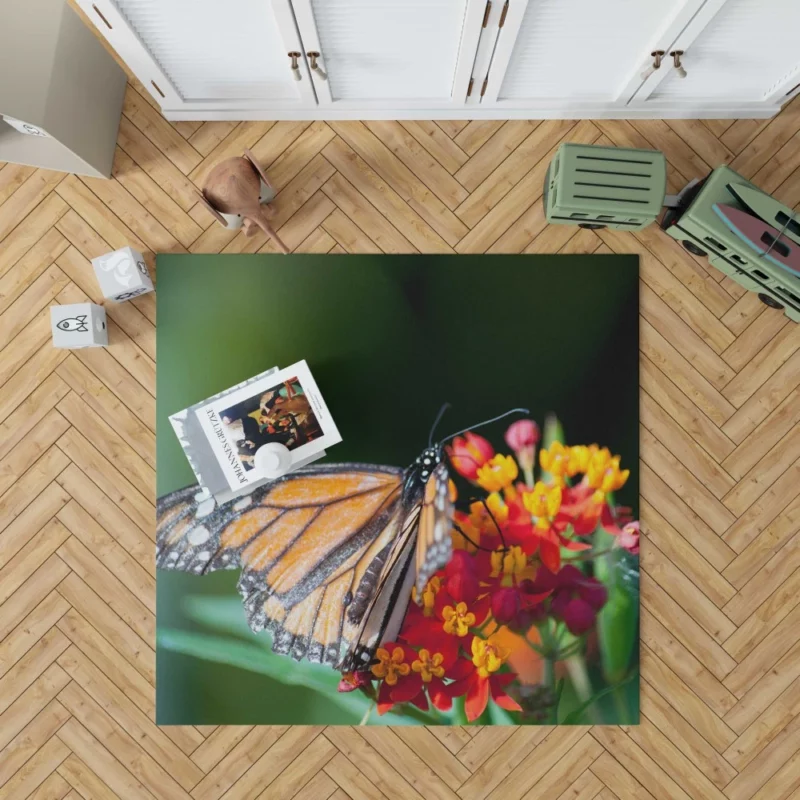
(630, 0), (800, 109)
(79, 0), (317, 112)
(480, 0), (706, 109)
(76, 0), (800, 120)
(289, 0), (486, 108)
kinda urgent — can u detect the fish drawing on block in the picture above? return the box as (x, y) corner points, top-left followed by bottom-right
(56, 315), (89, 333)
(713, 203), (800, 277)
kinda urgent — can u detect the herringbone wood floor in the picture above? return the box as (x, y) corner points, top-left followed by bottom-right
(3, 48), (800, 798)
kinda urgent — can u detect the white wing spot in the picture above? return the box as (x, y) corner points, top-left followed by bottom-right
(196, 498), (216, 518)
(187, 525), (211, 546)
(234, 496), (253, 512)
(197, 550), (211, 561)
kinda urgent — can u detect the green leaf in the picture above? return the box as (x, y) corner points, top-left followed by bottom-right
(559, 671), (637, 724)
(594, 520), (639, 685)
(157, 627), (443, 725)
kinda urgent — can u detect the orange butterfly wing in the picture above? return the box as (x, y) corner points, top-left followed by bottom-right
(157, 465), (412, 667)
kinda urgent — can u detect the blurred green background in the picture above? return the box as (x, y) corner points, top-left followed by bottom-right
(156, 254), (639, 725)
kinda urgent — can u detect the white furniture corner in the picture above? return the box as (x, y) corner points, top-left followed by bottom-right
(76, 0), (800, 121)
(0, 0), (127, 178)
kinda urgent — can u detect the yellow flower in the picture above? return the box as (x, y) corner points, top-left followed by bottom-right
(471, 634), (511, 679)
(371, 646), (410, 686)
(412, 576), (441, 617)
(490, 545), (527, 583)
(476, 454), (519, 493)
(442, 601), (476, 637)
(523, 481), (562, 529)
(539, 442), (571, 485)
(567, 444), (598, 476)
(586, 448), (629, 502)
(411, 649), (445, 683)
(485, 492), (508, 524)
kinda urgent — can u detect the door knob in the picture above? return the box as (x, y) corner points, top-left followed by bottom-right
(288, 52), (302, 81)
(670, 50), (687, 79)
(640, 50), (665, 81)
(307, 52), (328, 81)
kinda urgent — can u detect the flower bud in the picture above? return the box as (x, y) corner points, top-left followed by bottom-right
(505, 419), (540, 451)
(491, 587), (519, 623)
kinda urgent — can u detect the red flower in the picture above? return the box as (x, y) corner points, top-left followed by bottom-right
(400, 562), (491, 667)
(446, 635), (521, 721)
(372, 641), (473, 714)
(447, 432), (494, 481)
(504, 500), (562, 571)
(527, 565), (608, 635)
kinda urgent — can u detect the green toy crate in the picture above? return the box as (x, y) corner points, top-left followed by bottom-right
(661, 165), (800, 322)
(544, 143), (666, 231)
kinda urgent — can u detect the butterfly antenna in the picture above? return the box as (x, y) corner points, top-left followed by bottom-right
(452, 520), (504, 554)
(428, 402), (451, 447)
(480, 497), (508, 551)
(441, 407), (530, 444)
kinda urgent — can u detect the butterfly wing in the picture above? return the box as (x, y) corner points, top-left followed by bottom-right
(415, 461), (455, 598)
(157, 464), (411, 667)
(339, 461), (455, 673)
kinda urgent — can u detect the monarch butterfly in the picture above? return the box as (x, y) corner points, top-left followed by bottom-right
(156, 407), (526, 672)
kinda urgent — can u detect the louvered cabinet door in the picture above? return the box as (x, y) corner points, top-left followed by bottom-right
(631, 0), (800, 110)
(288, 0), (486, 108)
(76, 0), (316, 113)
(480, 0), (706, 110)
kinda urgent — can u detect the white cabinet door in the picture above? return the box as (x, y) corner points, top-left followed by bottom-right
(480, 0), (706, 111)
(76, 0), (317, 112)
(289, 0), (486, 108)
(631, 0), (800, 110)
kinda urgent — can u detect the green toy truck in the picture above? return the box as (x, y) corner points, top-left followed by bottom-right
(544, 143), (800, 322)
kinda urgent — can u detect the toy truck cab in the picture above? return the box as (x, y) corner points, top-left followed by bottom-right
(660, 165), (800, 322)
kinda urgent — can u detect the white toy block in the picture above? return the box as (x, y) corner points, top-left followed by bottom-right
(51, 303), (108, 349)
(91, 246), (153, 302)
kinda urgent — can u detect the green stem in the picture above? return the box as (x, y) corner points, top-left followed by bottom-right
(452, 695), (469, 725)
(611, 681), (631, 723)
(359, 702), (374, 726)
(565, 653), (602, 724)
(523, 463), (535, 489)
(542, 656), (556, 724)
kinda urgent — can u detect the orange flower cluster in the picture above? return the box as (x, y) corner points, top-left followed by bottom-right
(341, 420), (637, 722)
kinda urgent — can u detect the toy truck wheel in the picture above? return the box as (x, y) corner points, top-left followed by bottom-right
(682, 240), (707, 257)
(758, 293), (785, 310)
(578, 223), (606, 230)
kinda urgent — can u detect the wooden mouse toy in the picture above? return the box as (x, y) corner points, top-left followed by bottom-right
(197, 148), (289, 254)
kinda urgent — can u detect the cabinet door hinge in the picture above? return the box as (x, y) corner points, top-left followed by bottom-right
(480, 77), (488, 97)
(467, 77), (474, 97)
(482, 0), (492, 27)
(499, 0), (509, 27)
